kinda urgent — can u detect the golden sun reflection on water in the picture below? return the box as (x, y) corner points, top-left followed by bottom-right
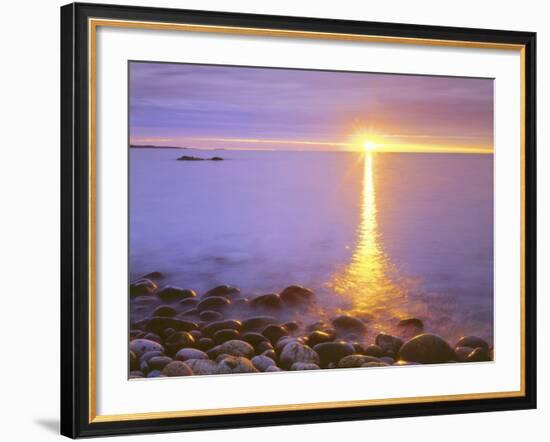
(326, 154), (423, 339)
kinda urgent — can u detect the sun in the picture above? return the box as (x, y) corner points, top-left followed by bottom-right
(363, 139), (377, 152)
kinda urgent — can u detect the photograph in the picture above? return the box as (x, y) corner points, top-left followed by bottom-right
(128, 61), (495, 378)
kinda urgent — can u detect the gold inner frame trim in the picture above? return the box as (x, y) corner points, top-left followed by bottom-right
(88, 17), (527, 424)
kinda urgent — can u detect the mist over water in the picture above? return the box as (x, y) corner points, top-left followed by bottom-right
(130, 148), (493, 345)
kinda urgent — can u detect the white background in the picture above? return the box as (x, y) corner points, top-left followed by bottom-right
(96, 25), (521, 415)
(0, 0), (547, 440)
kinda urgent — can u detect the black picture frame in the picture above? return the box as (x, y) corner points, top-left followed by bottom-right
(61, 2), (537, 438)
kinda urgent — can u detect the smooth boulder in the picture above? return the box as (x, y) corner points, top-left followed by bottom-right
(162, 361), (192, 377)
(398, 333), (455, 363)
(129, 339), (164, 357)
(280, 341), (319, 369)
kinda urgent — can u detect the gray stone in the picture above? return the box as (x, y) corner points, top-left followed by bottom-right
(280, 341), (319, 369)
(337, 354), (381, 368)
(251, 355), (277, 372)
(208, 340), (255, 359)
(290, 362), (320, 370)
(162, 361), (193, 377)
(185, 358), (219, 375)
(129, 339), (164, 357)
(216, 356), (259, 374)
(175, 348), (209, 361)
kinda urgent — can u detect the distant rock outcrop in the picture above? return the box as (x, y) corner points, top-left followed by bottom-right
(176, 155), (224, 161)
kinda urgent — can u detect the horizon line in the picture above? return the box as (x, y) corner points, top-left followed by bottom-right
(129, 144), (493, 155)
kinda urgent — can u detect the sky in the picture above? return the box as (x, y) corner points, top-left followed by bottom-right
(129, 61), (494, 153)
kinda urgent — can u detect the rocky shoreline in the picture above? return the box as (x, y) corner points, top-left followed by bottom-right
(129, 274), (493, 378)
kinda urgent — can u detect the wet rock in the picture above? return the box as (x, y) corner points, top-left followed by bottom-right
(207, 340), (255, 359)
(364, 344), (384, 358)
(231, 298), (250, 310)
(251, 355), (277, 372)
(241, 332), (269, 346)
(241, 316), (278, 333)
(197, 337), (215, 351)
(217, 356), (259, 374)
(280, 341), (319, 369)
(337, 354), (381, 368)
(375, 333), (404, 354)
(265, 365), (283, 372)
(249, 293), (283, 311)
(164, 331), (196, 354)
(161, 328), (176, 339)
(398, 333), (455, 363)
(189, 330), (202, 341)
(455, 346), (475, 362)
(140, 271), (164, 281)
(199, 310), (223, 322)
(175, 348), (209, 361)
(262, 324), (289, 344)
(202, 285), (241, 299)
(130, 279), (157, 297)
(197, 296), (231, 312)
(152, 305), (177, 317)
(275, 337), (304, 353)
(139, 350), (164, 364)
(279, 285), (315, 307)
(147, 356), (173, 370)
(351, 342), (366, 354)
(306, 320), (329, 332)
(283, 321), (300, 333)
(291, 362), (320, 370)
(162, 361), (192, 377)
(307, 330), (334, 347)
(184, 358), (219, 375)
(313, 342), (355, 368)
(466, 347), (490, 362)
(147, 370), (162, 378)
(456, 336), (489, 351)
(179, 298), (200, 309)
(129, 339), (164, 357)
(177, 308), (199, 319)
(393, 360), (421, 366)
(213, 328), (241, 344)
(130, 318), (150, 330)
(143, 332), (163, 344)
(361, 362), (389, 367)
(202, 320), (242, 337)
(129, 330), (143, 339)
(129, 371), (144, 378)
(129, 351), (137, 370)
(332, 315), (367, 335)
(255, 340), (274, 354)
(380, 356), (395, 365)
(398, 317), (424, 331)
(158, 286), (196, 301)
(145, 317), (199, 334)
(262, 349), (278, 361)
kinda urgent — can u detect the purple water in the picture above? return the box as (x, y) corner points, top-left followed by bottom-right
(130, 148), (493, 344)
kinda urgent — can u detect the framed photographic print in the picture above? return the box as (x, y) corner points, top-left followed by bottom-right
(60, 2), (537, 438)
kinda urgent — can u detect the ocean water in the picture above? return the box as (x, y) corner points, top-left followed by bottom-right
(130, 148), (493, 344)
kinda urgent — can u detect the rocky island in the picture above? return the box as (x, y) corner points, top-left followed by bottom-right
(129, 273), (493, 378)
(177, 155), (224, 161)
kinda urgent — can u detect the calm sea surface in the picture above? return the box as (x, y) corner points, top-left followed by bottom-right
(130, 149), (493, 344)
